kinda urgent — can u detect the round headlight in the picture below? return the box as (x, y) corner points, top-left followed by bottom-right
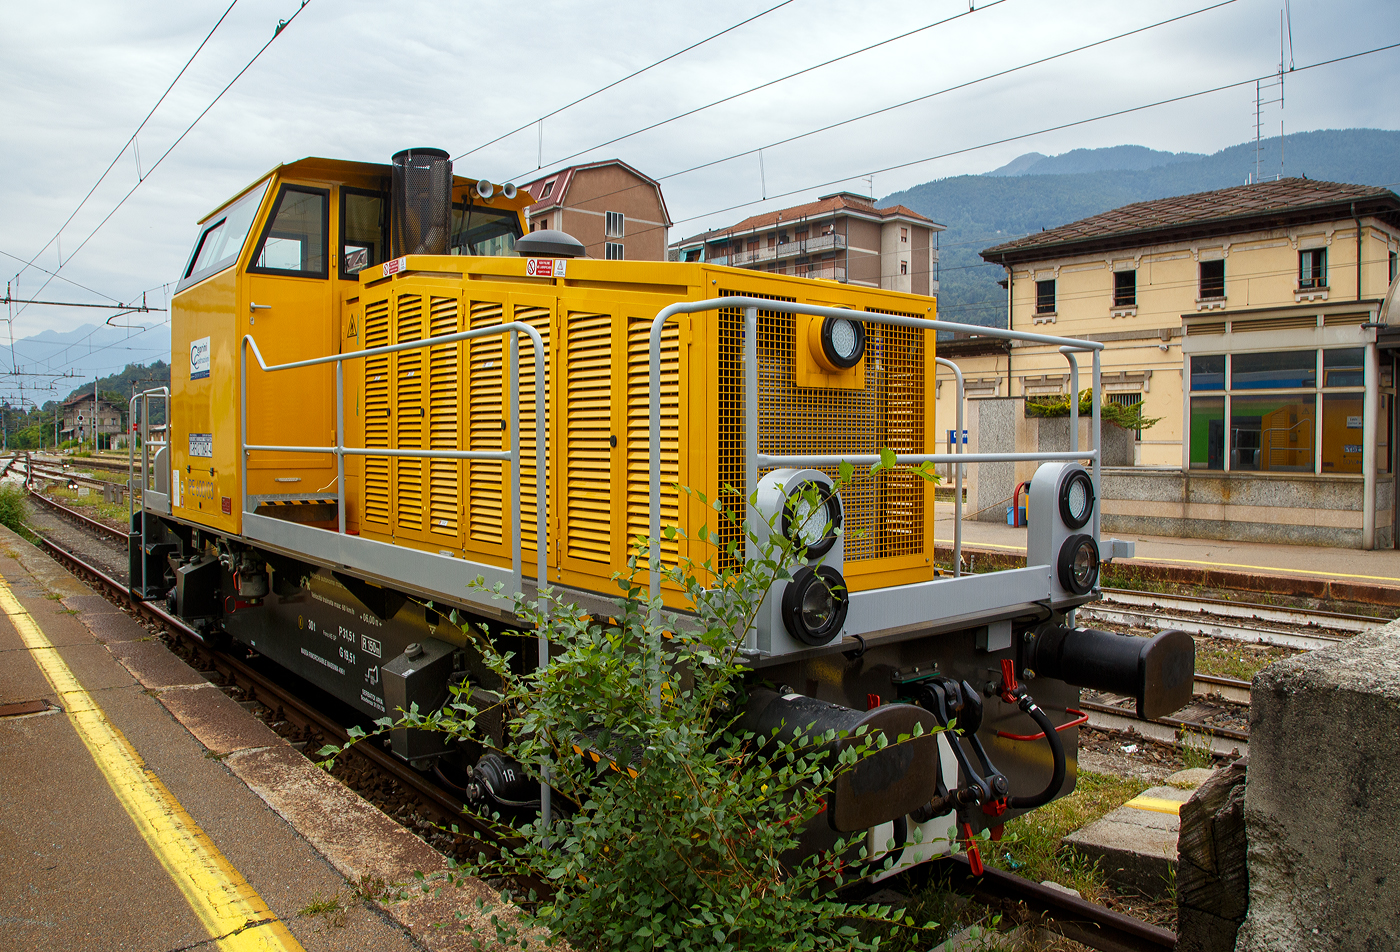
(811, 316), (866, 372)
(1059, 469), (1095, 530)
(781, 565), (849, 645)
(780, 481), (842, 559)
(1057, 533), (1100, 596)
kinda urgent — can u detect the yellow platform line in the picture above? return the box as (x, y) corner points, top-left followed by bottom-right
(0, 574), (303, 952)
(1124, 795), (1184, 816)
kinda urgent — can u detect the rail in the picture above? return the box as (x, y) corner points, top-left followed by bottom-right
(647, 296), (1105, 617)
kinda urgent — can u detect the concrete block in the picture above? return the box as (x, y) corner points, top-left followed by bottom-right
(1063, 785), (1192, 897)
(1235, 621), (1400, 952)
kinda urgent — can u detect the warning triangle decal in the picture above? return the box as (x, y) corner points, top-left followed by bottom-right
(347, 315), (357, 339)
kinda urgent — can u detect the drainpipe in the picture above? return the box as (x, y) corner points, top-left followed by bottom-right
(1005, 265), (1014, 394)
(1354, 203), (1363, 302)
(1364, 337), (1379, 548)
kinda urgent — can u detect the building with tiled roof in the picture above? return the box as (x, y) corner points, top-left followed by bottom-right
(520, 160), (672, 260)
(951, 177), (1400, 550)
(669, 192), (944, 294)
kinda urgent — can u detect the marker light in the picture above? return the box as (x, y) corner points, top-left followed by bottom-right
(781, 481), (842, 559)
(1057, 534), (1100, 596)
(781, 565), (849, 645)
(1059, 469), (1095, 530)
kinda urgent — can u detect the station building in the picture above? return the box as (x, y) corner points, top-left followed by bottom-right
(669, 193), (944, 294)
(59, 391), (124, 448)
(959, 178), (1400, 549)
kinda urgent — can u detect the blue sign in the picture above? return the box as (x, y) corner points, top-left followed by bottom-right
(946, 429), (968, 446)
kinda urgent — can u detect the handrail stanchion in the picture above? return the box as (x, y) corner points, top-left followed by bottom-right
(1059, 348), (1080, 454)
(934, 357), (964, 577)
(744, 306), (758, 568)
(1092, 348), (1102, 538)
(335, 361), (346, 535)
(510, 332), (522, 599)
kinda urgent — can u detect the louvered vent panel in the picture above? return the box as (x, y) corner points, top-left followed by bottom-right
(626, 317), (680, 567)
(564, 311), (612, 563)
(395, 294), (424, 532)
(363, 298), (391, 528)
(515, 305), (552, 553)
(467, 301), (505, 546)
(1236, 315), (1319, 333)
(428, 296), (461, 537)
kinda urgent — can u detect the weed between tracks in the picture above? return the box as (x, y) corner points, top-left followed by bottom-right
(1192, 638), (1297, 681)
(41, 484), (128, 528)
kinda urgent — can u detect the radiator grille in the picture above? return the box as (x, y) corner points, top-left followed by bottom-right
(715, 292), (925, 569)
(564, 311), (613, 563)
(467, 300), (504, 547)
(395, 294), (424, 532)
(626, 316), (680, 566)
(363, 298), (391, 528)
(428, 295), (460, 537)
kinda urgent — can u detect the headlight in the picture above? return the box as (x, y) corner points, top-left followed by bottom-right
(1058, 469), (1095, 530)
(809, 316), (866, 372)
(781, 481), (842, 559)
(1057, 533), (1100, 596)
(781, 565), (849, 645)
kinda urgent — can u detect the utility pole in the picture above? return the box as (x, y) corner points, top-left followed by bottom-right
(93, 379), (98, 454)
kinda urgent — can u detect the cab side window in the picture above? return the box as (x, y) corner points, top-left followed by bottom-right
(341, 188), (387, 279)
(248, 185), (329, 278)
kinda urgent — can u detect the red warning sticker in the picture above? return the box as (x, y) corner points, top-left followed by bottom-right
(384, 257), (406, 276)
(525, 258), (566, 278)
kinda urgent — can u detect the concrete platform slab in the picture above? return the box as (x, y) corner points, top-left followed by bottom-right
(156, 683), (290, 755)
(1064, 784), (1196, 897)
(107, 636), (208, 690)
(82, 610), (154, 643)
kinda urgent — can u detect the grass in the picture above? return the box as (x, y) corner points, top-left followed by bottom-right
(43, 484), (129, 526)
(1193, 638), (1297, 681)
(0, 482), (27, 535)
(1178, 730), (1215, 770)
(986, 771), (1150, 899)
(297, 892), (348, 928)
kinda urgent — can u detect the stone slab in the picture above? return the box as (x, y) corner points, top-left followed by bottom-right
(107, 636), (208, 690)
(1064, 784), (1193, 897)
(156, 682), (289, 755)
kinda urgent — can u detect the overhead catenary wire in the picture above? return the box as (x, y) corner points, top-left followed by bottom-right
(453, 0), (798, 165)
(509, 0), (1009, 183)
(10, 0), (312, 323)
(9, 0), (241, 290)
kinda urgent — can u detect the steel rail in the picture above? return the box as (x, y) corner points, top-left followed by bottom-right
(1078, 603), (1347, 651)
(1097, 587), (1388, 633)
(28, 488), (127, 543)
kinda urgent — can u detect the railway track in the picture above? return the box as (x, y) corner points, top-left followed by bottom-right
(26, 493), (1180, 951)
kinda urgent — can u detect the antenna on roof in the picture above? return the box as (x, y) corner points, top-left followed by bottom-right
(862, 174), (874, 200)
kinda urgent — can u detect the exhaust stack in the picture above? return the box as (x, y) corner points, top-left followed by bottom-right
(390, 148), (452, 257)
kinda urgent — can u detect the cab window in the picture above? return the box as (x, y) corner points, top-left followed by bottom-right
(341, 187), (387, 279)
(248, 184), (329, 278)
(176, 181), (269, 291)
(451, 202), (522, 257)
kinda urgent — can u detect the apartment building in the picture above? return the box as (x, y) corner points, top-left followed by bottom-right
(670, 193), (943, 293)
(521, 160), (672, 260)
(966, 177), (1400, 548)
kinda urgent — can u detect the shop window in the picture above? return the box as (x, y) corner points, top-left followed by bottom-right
(1189, 396), (1225, 470)
(1199, 260), (1225, 298)
(249, 185), (328, 278)
(1190, 354), (1225, 391)
(1299, 248), (1327, 289)
(1231, 350), (1316, 390)
(1113, 269), (1136, 307)
(1321, 393), (1364, 473)
(1323, 348), (1364, 388)
(1230, 393), (1315, 472)
(1035, 279), (1055, 314)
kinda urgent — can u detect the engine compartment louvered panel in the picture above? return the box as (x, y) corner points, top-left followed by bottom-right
(363, 298), (391, 528)
(428, 295), (460, 537)
(395, 294), (424, 532)
(467, 300), (505, 547)
(564, 311), (613, 563)
(626, 316), (680, 567)
(515, 304), (552, 554)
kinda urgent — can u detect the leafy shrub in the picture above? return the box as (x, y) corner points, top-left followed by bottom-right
(0, 482), (27, 535)
(1025, 389), (1161, 431)
(323, 457), (944, 951)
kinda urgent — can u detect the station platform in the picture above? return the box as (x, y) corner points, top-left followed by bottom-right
(0, 527), (513, 952)
(933, 501), (1400, 598)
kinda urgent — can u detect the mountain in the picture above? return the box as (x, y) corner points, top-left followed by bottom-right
(987, 145), (1203, 177)
(882, 128), (1400, 328)
(6, 322), (171, 394)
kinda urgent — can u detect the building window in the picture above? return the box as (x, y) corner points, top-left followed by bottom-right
(901, 227), (908, 243)
(605, 211), (624, 238)
(1108, 392), (1144, 440)
(900, 260), (908, 276)
(605, 241), (624, 260)
(1199, 259), (1225, 298)
(1188, 348), (1367, 474)
(1390, 250), (1397, 284)
(1035, 279), (1056, 314)
(1113, 270), (1136, 307)
(540, 180), (555, 199)
(1299, 248), (1327, 289)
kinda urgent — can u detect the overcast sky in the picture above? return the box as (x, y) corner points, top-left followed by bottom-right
(2, 0), (1397, 397)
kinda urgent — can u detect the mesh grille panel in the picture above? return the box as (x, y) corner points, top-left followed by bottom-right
(715, 292), (925, 568)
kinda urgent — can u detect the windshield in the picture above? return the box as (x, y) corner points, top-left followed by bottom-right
(178, 181), (269, 290)
(450, 202), (522, 257)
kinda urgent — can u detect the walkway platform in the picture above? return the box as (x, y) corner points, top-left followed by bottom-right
(934, 502), (1400, 603)
(0, 526), (514, 952)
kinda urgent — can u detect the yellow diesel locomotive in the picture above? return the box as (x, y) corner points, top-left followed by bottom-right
(131, 149), (1193, 869)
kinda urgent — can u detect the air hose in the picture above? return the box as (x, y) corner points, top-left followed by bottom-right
(1004, 690), (1066, 810)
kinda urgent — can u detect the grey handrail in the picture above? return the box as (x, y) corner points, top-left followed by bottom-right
(933, 356), (964, 577)
(648, 296), (1105, 609)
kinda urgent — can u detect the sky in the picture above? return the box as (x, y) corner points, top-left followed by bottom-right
(1, 0), (1397, 401)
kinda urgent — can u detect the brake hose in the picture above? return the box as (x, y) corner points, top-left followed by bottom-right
(1005, 691), (1066, 810)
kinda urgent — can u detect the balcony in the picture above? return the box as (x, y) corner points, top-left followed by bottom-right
(712, 232), (847, 267)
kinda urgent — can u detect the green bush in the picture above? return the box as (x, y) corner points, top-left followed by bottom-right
(0, 482), (26, 535)
(1025, 389), (1161, 431)
(323, 457), (945, 951)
